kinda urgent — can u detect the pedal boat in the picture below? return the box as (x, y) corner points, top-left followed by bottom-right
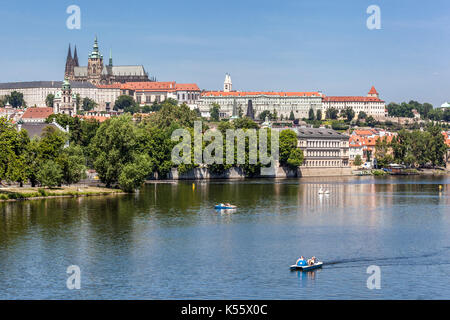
(290, 261), (323, 271)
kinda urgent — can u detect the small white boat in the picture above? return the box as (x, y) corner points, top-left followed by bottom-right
(318, 188), (330, 195)
(290, 261), (323, 271)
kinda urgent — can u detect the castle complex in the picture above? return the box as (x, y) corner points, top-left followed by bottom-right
(64, 37), (151, 85)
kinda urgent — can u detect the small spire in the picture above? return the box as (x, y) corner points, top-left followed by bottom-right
(73, 45), (79, 66)
(109, 48), (113, 66)
(66, 44), (72, 60)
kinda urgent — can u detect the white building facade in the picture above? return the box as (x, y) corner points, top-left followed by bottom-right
(0, 81), (120, 111)
(322, 86), (386, 119)
(198, 91), (324, 119)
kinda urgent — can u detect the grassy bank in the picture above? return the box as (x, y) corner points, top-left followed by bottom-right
(0, 186), (125, 201)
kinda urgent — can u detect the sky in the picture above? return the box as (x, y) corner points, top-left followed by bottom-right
(0, 0), (449, 107)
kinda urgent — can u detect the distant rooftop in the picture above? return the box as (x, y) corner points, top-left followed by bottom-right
(297, 127), (349, 140)
(0, 81), (96, 89)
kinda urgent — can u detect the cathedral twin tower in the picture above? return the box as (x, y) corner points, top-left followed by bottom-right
(64, 37), (151, 85)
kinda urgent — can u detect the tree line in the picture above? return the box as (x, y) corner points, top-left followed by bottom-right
(0, 99), (304, 192)
(375, 124), (448, 168)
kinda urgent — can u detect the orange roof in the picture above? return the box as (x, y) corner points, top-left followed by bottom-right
(101, 81), (201, 92)
(352, 129), (376, 136)
(76, 115), (109, 122)
(22, 107), (53, 119)
(175, 83), (200, 91)
(368, 86), (378, 95)
(97, 83), (122, 89)
(442, 131), (450, 147)
(324, 96), (383, 102)
(202, 91), (322, 97)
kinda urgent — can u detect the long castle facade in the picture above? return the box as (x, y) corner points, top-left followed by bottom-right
(64, 37), (153, 85)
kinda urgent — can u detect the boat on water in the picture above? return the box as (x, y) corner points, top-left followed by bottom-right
(318, 188), (329, 195)
(290, 261), (323, 271)
(215, 203), (237, 210)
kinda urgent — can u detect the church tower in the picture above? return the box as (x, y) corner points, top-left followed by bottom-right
(87, 36), (104, 85)
(367, 86), (379, 98)
(73, 45), (79, 67)
(65, 44), (73, 79)
(224, 73), (232, 92)
(54, 78), (76, 116)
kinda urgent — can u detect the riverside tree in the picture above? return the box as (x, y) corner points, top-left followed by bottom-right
(0, 118), (29, 185)
(279, 129), (304, 168)
(36, 160), (63, 188)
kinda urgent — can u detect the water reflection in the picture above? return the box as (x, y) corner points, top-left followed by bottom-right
(0, 176), (449, 299)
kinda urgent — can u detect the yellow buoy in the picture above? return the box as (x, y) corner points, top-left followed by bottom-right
(192, 183), (195, 191)
(439, 185), (443, 190)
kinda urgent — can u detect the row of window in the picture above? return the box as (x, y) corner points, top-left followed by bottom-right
(303, 160), (343, 167)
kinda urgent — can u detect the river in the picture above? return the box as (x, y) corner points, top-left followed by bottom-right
(0, 176), (449, 299)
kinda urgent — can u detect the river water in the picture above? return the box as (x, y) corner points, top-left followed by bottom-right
(0, 176), (449, 299)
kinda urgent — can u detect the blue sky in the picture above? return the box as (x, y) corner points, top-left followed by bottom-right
(0, 0), (449, 106)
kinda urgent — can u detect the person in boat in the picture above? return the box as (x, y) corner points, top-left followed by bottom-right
(296, 256), (307, 266)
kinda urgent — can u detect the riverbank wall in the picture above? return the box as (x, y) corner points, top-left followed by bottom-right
(151, 166), (353, 180)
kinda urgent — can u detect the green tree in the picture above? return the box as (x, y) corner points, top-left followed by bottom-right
(118, 154), (153, 192)
(287, 148), (304, 168)
(59, 145), (87, 185)
(308, 108), (315, 121)
(353, 155), (362, 166)
(259, 110), (271, 121)
(114, 95), (136, 111)
(210, 103), (220, 122)
(289, 110), (295, 121)
(0, 118), (28, 184)
(341, 107), (355, 122)
(325, 107), (339, 120)
(358, 111), (367, 120)
(82, 97), (97, 111)
(45, 94), (55, 108)
(316, 109), (322, 121)
(365, 116), (377, 127)
(279, 129), (303, 167)
(89, 115), (140, 187)
(7, 91), (26, 108)
(36, 160), (63, 188)
(426, 125), (448, 167)
(38, 126), (67, 160)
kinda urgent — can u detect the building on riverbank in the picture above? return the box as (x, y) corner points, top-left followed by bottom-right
(296, 127), (350, 169)
(322, 86), (387, 119)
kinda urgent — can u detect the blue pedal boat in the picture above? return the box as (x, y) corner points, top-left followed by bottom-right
(214, 204), (237, 210)
(290, 262), (323, 271)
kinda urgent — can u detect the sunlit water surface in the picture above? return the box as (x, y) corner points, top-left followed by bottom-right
(1, 176), (449, 299)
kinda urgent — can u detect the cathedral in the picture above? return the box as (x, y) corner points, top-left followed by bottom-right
(64, 37), (153, 85)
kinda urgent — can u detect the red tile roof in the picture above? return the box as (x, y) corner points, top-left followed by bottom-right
(202, 91), (322, 97)
(368, 86), (378, 95)
(22, 107), (53, 119)
(175, 83), (200, 91)
(442, 131), (450, 147)
(98, 82), (201, 92)
(75, 115), (109, 122)
(324, 96), (383, 102)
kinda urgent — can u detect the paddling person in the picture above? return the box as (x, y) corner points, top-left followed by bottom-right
(296, 256), (307, 266)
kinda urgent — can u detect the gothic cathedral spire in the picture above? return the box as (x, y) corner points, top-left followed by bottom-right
(73, 45), (79, 67)
(65, 44), (73, 78)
